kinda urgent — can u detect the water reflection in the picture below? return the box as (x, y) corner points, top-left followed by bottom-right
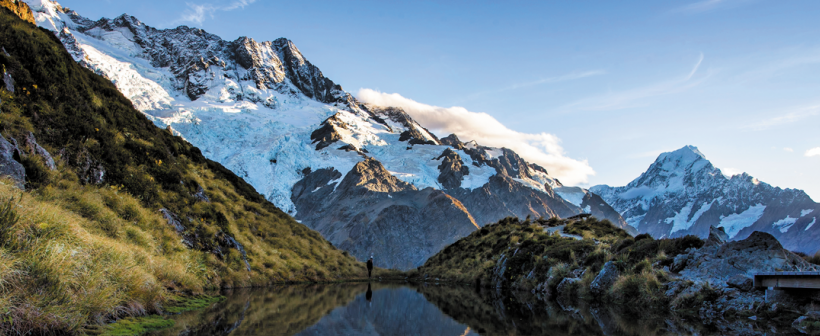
(149, 282), (776, 335)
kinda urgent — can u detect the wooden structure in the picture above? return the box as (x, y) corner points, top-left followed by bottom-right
(754, 272), (820, 289)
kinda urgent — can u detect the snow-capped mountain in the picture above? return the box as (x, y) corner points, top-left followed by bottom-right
(25, 0), (628, 269)
(591, 146), (820, 254)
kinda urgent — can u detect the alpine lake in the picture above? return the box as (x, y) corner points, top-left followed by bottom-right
(144, 281), (794, 336)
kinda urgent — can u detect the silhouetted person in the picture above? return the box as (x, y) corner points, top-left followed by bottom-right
(366, 282), (373, 303)
(367, 256), (374, 278)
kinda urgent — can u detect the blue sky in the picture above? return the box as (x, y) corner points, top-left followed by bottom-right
(62, 0), (820, 199)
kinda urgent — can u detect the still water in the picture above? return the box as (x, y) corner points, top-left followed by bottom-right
(148, 282), (780, 335)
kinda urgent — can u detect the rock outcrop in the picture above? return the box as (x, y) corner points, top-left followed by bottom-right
(677, 231), (817, 285)
(589, 261), (619, 297)
(0, 0), (35, 25)
(0, 134), (24, 188)
(436, 148), (468, 190)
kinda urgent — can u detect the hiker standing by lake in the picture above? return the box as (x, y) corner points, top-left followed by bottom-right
(367, 256), (374, 278)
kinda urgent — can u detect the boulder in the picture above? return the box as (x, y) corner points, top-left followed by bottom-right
(670, 253), (690, 273)
(24, 132), (56, 171)
(556, 277), (580, 297)
(590, 261), (620, 297)
(0, 134), (25, 188)
(726, 274), (753, 292)
(705, 225), (729, 247)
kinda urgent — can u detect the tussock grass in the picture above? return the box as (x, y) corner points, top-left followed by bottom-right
(418, 215), (704, 307)
(0, 7), (370, 334)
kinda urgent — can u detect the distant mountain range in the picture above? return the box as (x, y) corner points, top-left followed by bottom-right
(592, 146), (820, 254)
(26, 0), (629, 269)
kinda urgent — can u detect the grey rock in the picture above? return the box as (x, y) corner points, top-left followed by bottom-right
(0, 134), (24, 188)
(726, 274), (753, 292)
(435, 148), (469, 189)
(680, 231), (818, 286)
(556, 277), (580, 297)
(705, 225), (729, 247)
(24, 132), (56, 171)
(590, 261), (620, 297)
(670, 253), (690, 273)
(193, 185), (210, 203)
(793, 311), (820, 334)
(3, 66), (13, 93)
(310, 114), (346, 150)
(568, 268), (585, 278)
(439, 134), (464, 150)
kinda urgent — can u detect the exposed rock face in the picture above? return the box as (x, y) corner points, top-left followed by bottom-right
(589, 261), (619, 297)
(705, 225), (729, 246)
(436, 148), (468, 189)
(310, 114), (346, 150)
(0, 0), (35, 25)
(0, 134), (25, 188)
(725, 274), (753, 292)
(592, 145), (820, 254)
(292, 159), (478, 270)
(2, 64), (14, 93)
(438, 134), (464, 150)
(677, 231), (818, 286)
(23, 132), (55, 170)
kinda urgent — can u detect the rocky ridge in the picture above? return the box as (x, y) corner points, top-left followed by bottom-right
(592, 146), (820, 254)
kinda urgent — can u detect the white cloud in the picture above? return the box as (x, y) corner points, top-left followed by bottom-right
(175, 0), (256, 25)
(356, 89), (596, 186)
(807, 147), (820, 157)
(784, 147), (794, 152)
(721, 167), (743, 177)
(560, 53), (708, 112)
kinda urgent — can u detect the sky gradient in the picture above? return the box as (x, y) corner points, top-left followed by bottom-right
(57, 0), (820, 199)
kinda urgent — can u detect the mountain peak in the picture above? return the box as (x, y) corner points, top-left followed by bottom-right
(658, 145), (707, 164)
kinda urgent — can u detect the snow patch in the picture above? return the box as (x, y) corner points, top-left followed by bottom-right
(555, 187), (587, 207)
(718, 204), (766, 238)
(665, 201), (713, 234)
(772, 216), (798, 233)
(806, 218), (816, 231)
(625, 214), (646, 229)
(801, 209), (815, 217)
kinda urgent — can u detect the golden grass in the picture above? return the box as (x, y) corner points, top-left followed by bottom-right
(0, 166), (369, 334)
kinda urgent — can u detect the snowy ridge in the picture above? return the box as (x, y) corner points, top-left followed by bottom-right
(592, 146), (820, 253)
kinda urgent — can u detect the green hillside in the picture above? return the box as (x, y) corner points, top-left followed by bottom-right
(416, 216), (703, 306)
(0, 6), (364, 334)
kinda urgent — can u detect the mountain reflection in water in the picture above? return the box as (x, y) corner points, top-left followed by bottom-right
(149, 282), (769, 335)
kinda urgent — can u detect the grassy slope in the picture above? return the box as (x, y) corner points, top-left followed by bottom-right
(0, 7), (366, 334)
(416, 216), (703, 307)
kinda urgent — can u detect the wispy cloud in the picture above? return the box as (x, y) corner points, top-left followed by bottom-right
(807, 147), (820, 158)
(784, 147), (794, 152)
(560, 53), (708, 112)
(671, 0), (752, 14)
(461, 70), (606, 101)
(174, 0), (257, 25)
(356, 89), (596, 186)
(743, 104), (820, 131)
